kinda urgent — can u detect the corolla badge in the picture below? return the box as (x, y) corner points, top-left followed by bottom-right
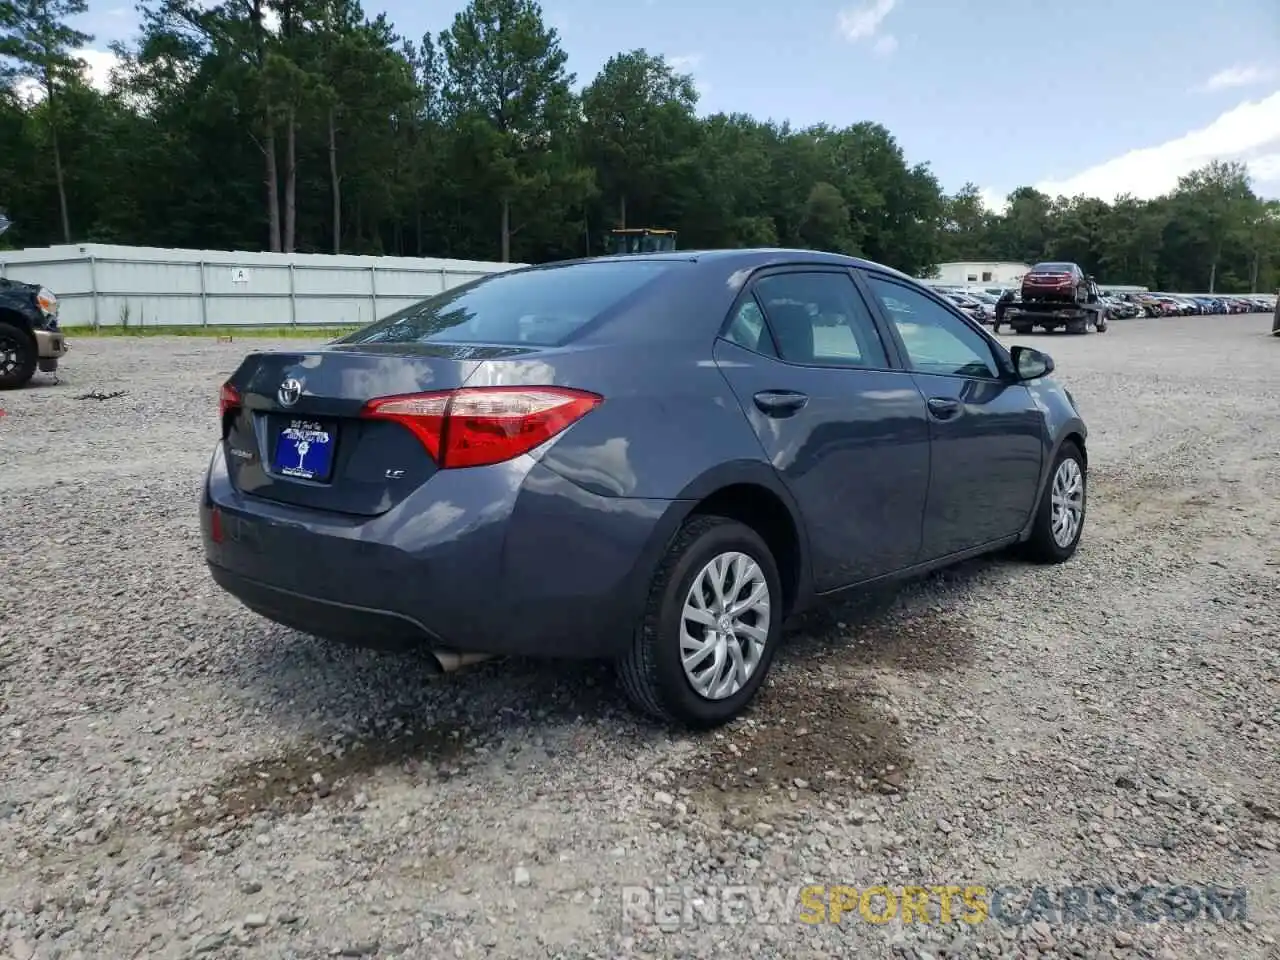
(278, 377), (302, 407)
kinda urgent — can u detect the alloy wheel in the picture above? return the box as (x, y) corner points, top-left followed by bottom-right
(1050, 458), (1085, 548)
(0, 334), (21, 377)
(679, 551), (771, 700)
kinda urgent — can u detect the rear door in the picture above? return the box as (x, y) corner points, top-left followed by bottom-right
(712, 267), (931, 591)
(859, 272), (1044, 559)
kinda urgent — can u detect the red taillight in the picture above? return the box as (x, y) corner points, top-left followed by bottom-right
(219, 383), (241, 418)
(361, 386), (602, 469)
(210, 507), (224, 543)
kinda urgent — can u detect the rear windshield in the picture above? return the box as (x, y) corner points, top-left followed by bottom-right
(1031, 263), (1074, 273)
(337, 260), (678, 346)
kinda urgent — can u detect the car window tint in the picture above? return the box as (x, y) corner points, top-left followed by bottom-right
(335, 260), (679, 347)
(752, 272), (889, 368)
(722, 296), (776, 356)
(864, 276), (999, 379)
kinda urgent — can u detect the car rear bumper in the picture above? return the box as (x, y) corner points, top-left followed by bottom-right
(201, 442), (681, 660)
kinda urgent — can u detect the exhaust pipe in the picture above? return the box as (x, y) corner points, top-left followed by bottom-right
(430, 649), (495, 673)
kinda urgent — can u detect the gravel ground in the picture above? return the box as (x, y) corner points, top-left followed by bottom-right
(1, 315), (1278, 960)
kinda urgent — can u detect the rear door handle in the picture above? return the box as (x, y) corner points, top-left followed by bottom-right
(926, 397), (962, 420)
(753, 390), (809, 417)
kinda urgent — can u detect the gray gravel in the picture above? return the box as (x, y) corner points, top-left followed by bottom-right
(2, 315), (1278, 960)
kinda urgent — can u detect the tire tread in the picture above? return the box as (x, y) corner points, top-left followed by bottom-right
(618, 514), (751, 725)
(1021, 440), (1085, 564)
(0, 320), (37, 391)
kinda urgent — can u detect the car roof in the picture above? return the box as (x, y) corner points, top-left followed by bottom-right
(514, 248), (918, 282)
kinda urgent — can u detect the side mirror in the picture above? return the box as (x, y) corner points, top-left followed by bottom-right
(1011, 345), (1054, 381)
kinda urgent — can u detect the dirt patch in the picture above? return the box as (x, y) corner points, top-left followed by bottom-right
(786, 605), (979, 673)
(675, 670), (910, 810)
(669, 589), (981, 811)
(164, 718), (486, 843)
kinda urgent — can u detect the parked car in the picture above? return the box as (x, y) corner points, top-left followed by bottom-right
(202, 250), (1089, 727)
(964, 290), (1002, 312)
(943, 291), (990, 323)
(1099, 296), (1140, 320)
(1021, 262), (1092, 305)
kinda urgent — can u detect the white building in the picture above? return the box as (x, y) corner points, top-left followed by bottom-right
(926, 261), (1031, 288)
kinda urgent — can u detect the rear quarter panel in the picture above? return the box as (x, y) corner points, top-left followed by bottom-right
(494, 261), (777, 500)
(513, 344), (772, 500)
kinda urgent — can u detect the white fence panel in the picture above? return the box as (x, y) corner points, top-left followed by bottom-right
(0, 243), (523, 328)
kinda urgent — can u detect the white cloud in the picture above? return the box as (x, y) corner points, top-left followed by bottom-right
(1198, 64), (1275, 93)
(666, 53), (710, 102)
(872, 34), (898, 57)
(76, 48), (121, 91)
(12, 47), (121, 101)
(667, 54), (701, 74)
(838, 0), (896, 42)
(1033, 89), (1280, 201)
(1251, 153), (1280, 183)
(978, 187), (1009, 214)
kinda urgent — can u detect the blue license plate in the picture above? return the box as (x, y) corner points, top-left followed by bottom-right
(272, 419), (335, 481)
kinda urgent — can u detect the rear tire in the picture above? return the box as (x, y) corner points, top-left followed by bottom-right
(618, 515), (783, 728)
(0, 321), (37, 390)
(1021, 441), (1086, 564)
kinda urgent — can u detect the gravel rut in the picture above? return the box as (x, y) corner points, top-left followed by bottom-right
(1, 316), (1278, 960)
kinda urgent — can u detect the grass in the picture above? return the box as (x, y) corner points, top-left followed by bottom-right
(58, 324), (360, 339)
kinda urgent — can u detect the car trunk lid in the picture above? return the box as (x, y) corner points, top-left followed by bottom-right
(219, 342), (536, 517)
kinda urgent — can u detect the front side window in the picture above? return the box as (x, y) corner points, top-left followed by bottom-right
(864, 275), (1000, 379)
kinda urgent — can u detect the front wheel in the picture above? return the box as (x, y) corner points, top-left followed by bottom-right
(618, 515), (783, 728)
(1021, 442), (1086, 563)
(0, 321), (37, 390)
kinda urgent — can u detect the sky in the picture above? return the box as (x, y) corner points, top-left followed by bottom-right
(61, 0), (1280, 209)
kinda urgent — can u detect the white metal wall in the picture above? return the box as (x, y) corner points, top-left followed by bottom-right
(0, 243), (526, 328)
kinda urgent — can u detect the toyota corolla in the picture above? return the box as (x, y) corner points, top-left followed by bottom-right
(202, 249), (1089, 727)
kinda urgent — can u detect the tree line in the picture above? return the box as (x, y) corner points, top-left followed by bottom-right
(2, 0), (1278, 292)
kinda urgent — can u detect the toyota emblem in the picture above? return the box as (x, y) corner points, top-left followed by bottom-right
(278, 378), (302, 407)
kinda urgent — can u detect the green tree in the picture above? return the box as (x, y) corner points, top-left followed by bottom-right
(0, 0), (92, 241)
(993, 186), (1053, 264)
(580, 49), (698, 235)
(1168, 160), (1254, 292)
(938, 183), (992, 263)
(1, 0), (1274, 296)
(798, 181), (855, 254)
(439, 0), (593, 261)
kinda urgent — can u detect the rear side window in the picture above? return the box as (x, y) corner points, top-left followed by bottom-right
(749, 272), (889, 368)
(337, 260), (678, 347)
(723, 297), (776, 355)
